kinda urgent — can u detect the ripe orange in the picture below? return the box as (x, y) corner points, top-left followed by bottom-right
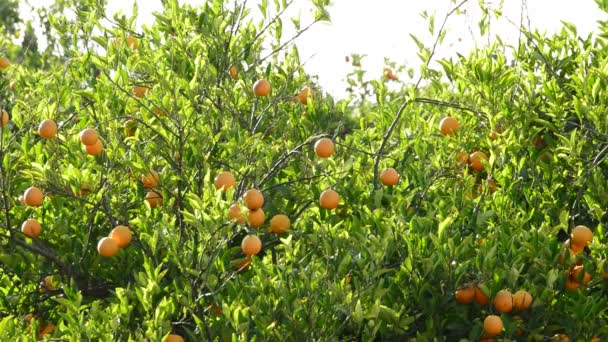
(469, 151), (489, 171)
(241, 235), (262, 256)
(38, 119), (58, 139)
(24, 186), (44, 207)
(153, 107), (167, 117)
(379, 168), (400, 186)
(454, 286), (475, 304)
(571, 225), (592, 247)
(145, 190), (163, 208)
(533, 135), (543, 147)
(141, 170), (160, 188)
(493, 290), (513, 313)
(79, 128), (99, 145)
(483, 315), (503, 337)
(110, 225), (132, 248)
(513, 290), (533, 311)
(247, 208), (265, 228)
(314, 138), (334, 158)
(97, 237), (119, 257)
(0, 110), (8, 126)
(124, 119), (137, 136)
(242, 189), (264, 210)
(38, 323), (55, 337)
(41, 275), (56, 291)
(253, 79), (271, 96)
(0, 57), (10, 69)
(456, 151), (469, 164)
(297, 87), (314, 105)
(228, 204), (246, 224)
(439, 117), (459, 136)
(319, 189), (339, 209)
(126, 35), (138, 49)
(85, 139), (103, 155)
(229, 66), (238, 79)
(565, 277), (580, 291)
(570, 265), (591, 284)
(133, 86), (150, 98)
(269, 214), (290, 233)
(214, 171), (236, 192)
(235, 256), (252, 271)
(165, 334), (184, 342)
(21, 219), (42, 238)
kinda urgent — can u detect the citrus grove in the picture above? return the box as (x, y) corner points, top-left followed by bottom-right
(0, 0), (607, 340)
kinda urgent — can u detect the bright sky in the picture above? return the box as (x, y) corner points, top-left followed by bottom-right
(20, 0), (608, 99)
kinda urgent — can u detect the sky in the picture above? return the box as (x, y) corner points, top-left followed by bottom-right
(19, 0), (608, 99)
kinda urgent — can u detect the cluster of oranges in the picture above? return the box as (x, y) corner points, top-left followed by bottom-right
(560, 225), (600, 291)
(97, 225), (133, 258)
(455, 285), (533, 338)
(440, 116), (497, 198)
(79, 127), (103, 156)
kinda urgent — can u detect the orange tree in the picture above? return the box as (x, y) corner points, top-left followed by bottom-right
(0, 0), (607, 340)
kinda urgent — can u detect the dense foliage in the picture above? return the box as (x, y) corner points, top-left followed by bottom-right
(0, 0), (607, 340)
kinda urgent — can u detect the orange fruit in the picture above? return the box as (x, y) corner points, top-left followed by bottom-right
(319, 189), (339, 209)
(85, 139), (103, 155)
(229, 66), (238, 79)
(241, 235), (262, 256)
(214, 171), (236, 192)
(0, 110), (8, 126)
(41, 275), (56, 291)
(269, 214), (290, 233)
(141, 170), (160, 188)
(486, 178), (499, 193)
(454, 286), (475, 304)
(109, 225), (132, 248)
(242, 189), (264, 210)
(38, 119), (58, 139)
(165, 334), (184, 342)
(79, 128), (98, 145)
(314, 138), (334, 158)
(97, 237), (119, 257)
(379, 168), (400, 186)
(493, 290), (513, 313)
(571, 225), (592, 247)
(533, 135), (543, 147)
(153, 107), (166, 117)
(456, 151), (469, 164)
(483, 315), (503, 337)
(439, 117), (459, 136)
(126, 35), (138, 49)
(247, 208), (265, 228)
(513, 290), (533, 311)
(78, 184), (92, 197)
(235, 256), (252, 271)
(591, 337), (600, 342)
(469, 151), (489, 171)
(145, 190), (163, 208)
(570, 265), (591, 284)
(21, 219), (42, 238)
(0, 57), (10, 69)
(133, 86), (150, 98)
(253, 79), (271, 96)
(38, 323), (55, 337)
(228, 204), (246, 224)
(565, 277), (580, 291)
(24, 186), (44, 207)
(297, 87), (314, 105)
(124, 119), (137, 136)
